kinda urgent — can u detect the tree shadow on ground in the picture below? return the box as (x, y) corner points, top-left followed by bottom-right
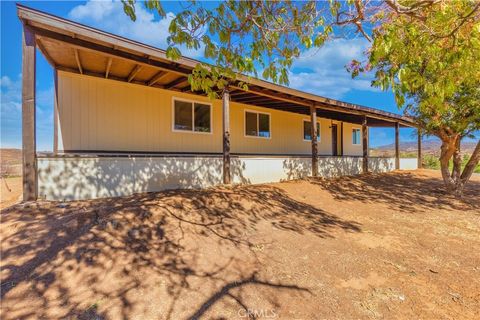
(0, 183), (360, 319)
(187, 272), (312, 320)
(308, 171), (480, 213)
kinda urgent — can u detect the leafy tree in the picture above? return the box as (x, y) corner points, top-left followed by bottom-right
(355, 0), (480, 195)
(122, 0), (480, 195)
(123, 0), (334, 99)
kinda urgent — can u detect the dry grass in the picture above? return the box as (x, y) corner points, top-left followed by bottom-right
(1, 170), (479, 319)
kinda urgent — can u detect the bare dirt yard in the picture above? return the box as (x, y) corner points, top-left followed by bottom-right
(1, 148), (23, 209)
(1, 177), (22, 210)
(1, 170), (479, 319)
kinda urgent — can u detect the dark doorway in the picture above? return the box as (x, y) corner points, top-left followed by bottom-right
(332, 124), (338, 156)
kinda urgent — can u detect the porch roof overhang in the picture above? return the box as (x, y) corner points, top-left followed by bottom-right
(17, 4), (415, 128)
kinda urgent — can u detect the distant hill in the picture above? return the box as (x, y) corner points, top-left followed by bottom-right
(0, 148), (22, 176)
(371, 140), (478, 157)
(1, 148), (22, 165)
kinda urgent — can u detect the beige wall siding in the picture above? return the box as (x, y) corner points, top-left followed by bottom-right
(57, 71), (363, 155)
(58, 72), (222, 153)
(229, 105), (335, 154)
(342, 122), (363, 156)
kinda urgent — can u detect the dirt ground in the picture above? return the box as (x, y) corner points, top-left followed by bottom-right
(1, 170), (479, 319)
(1, 177), (22, 210)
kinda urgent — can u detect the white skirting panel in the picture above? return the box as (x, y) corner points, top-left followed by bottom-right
(232, 157), (312, 184)
(37, 156), (223, 200)
(399, 158), (418, 170)
(318, 157), (363, 177)
(368, 157), (395, 173)
(38, 155), (412, 200)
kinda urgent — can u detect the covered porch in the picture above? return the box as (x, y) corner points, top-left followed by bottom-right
(18, 4), (420, 201)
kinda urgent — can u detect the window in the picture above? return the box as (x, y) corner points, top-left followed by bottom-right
(245, 111), (270, 138)
(173, 99), (211, 133)
(303, 120), (320, 141)
(352, 128), (361, 145)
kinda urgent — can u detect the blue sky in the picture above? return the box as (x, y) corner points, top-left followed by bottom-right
(1, 0), (420, 151)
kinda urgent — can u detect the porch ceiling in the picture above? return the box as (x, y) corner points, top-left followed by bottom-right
(18, 4), (414, 128)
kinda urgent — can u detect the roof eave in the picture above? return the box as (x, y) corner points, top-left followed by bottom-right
(16, 3), (416, 127)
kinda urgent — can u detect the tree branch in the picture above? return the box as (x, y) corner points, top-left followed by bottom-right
(460, 140), (480, 182)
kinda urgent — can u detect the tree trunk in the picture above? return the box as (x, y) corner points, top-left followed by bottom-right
(439, 136), (458, 192)
(451, 138), (462, 181)
(439, 135), (480, 197)
(455, 139), (480, 196)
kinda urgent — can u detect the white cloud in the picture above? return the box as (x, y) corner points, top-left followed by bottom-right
(1, 75), (53, 150)
(1, 76), (13, 87)
(1, 75), (24, 148)
(68, 0), (203, 58)
(1, 74), (22, 119)
(288, 38), (377, 99)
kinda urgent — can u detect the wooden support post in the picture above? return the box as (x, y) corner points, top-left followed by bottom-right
(417, 129), (422, 169)
(340, 122), (344, 156)
(53, 69), (58, 154)
(222, 89), (231, 184)
(362, 116), (368, 173)
(395, 122), (400, 170)
(22, 27), (37, 201)
(310, 105), (318, 177)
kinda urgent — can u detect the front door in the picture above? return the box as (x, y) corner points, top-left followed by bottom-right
(332, 124), (338, 156)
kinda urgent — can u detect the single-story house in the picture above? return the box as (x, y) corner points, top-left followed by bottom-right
(17, 4), (421, 201)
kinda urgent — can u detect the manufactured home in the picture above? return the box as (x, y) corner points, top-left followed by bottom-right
(17, 5), (421, 201)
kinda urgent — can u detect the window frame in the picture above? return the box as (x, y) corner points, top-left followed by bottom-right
(352, 128), (361, 145)
(172, 97), (213, 134)
(302, 119), (321, 142)
(244, 109), (272, 139)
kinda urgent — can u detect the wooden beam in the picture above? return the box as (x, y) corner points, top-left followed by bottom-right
(147, 71), (168, 86)
(340, 122), (344, 156)
(362, 116), (369, 173)
(230, 91), (253, 98)
(105, 57), (112, 78)
(74, 48), (83, 74)
(127, 64), (142, 83)
(28, 25), (193, 76)
(222, 89), (231, 184)
(57, 65), (146, 85)
(253, 100), (299, 106)
(36, 38), (55, 67)
(234, 96), (276, 104)
(53, 69), (58, 154)
(418, 129), (422, 169)
(263, 107), (309, 114)
(254, 103), (304, 110)
(179, 84), (192, 92)
(165, 76), (188, 89)
(228, 90), (243, 96)
(22, 26), (37, 201)
(231, 84), (311, 108)
(395, 122), (400, 170)
(310, 105), (318, 177)
(231, 83), (415, 127)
